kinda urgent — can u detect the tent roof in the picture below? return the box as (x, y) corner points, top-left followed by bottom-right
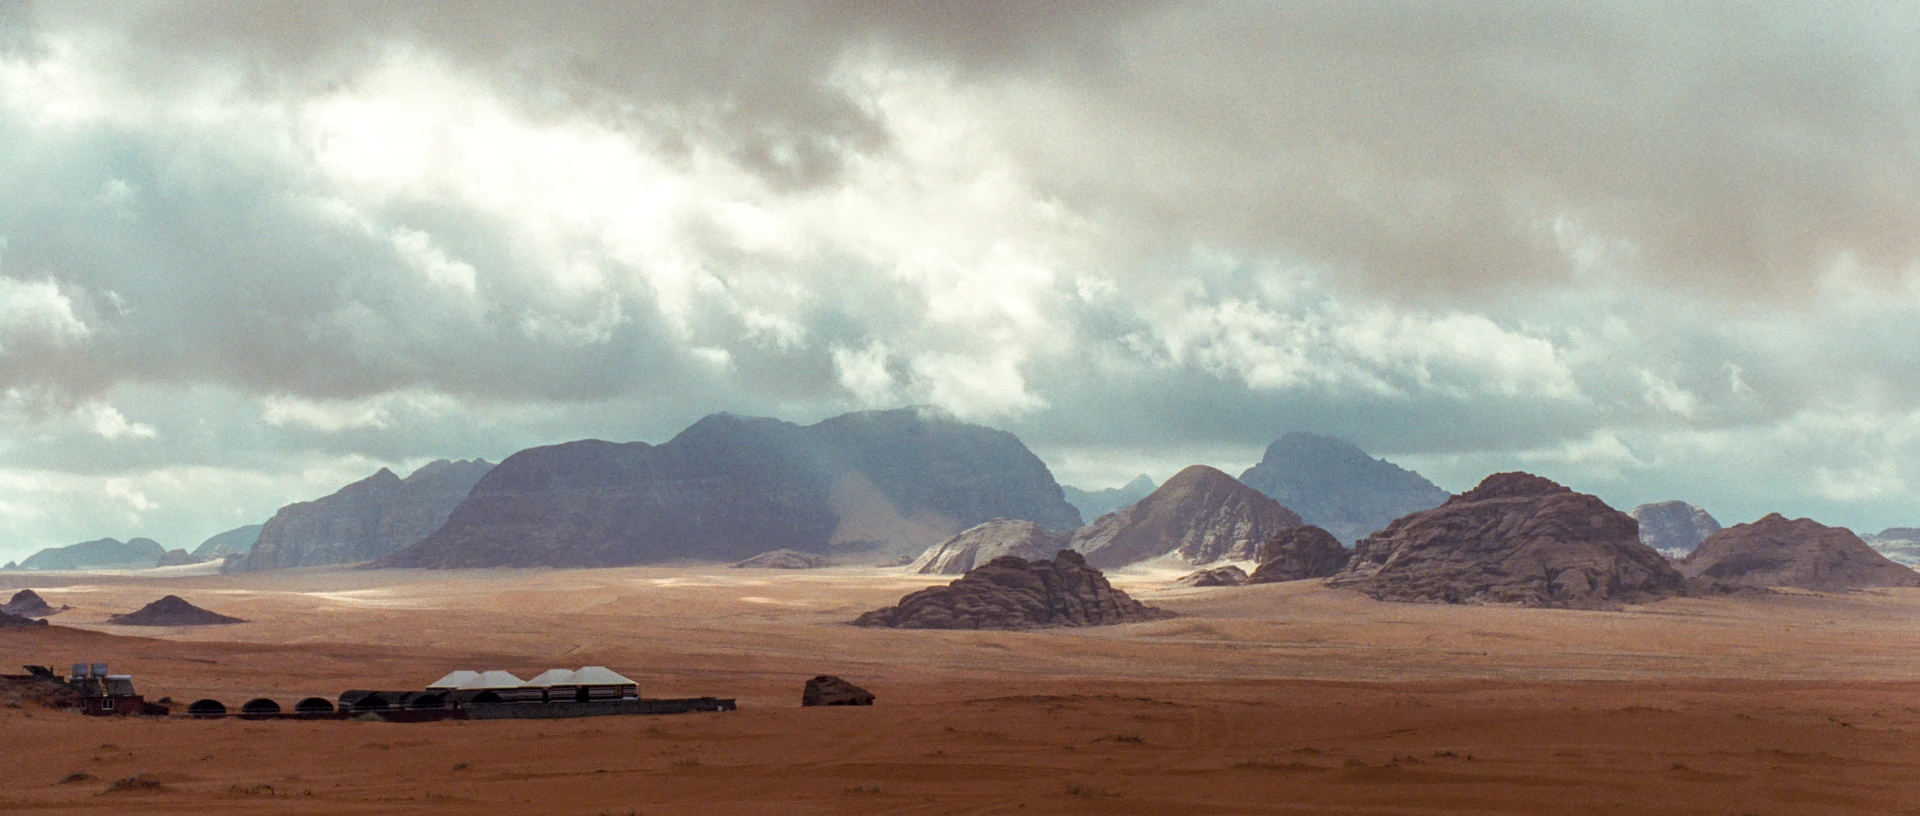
(525, 669), (577, 687)
(455, 670), (527, 690)
(569, 666), (636, 686)
(426, 670), (480, 689)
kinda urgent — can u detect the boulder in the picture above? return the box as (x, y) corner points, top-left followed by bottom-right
(1629, 501), (1722, 558)
(1238, 432), (1449, 544)
(107, 595), (245, 626)
(1, 589), (62, 617)
(1070, 466), (1302, 569)
(731, 550), (835, 569)
(1681, 514), (1920, 592)
(854, 550), (1174, 630)
(802, 675), (874, 706)
(1248, 525), (1351, 583)
(1170, 565), (1248, 587)
(1330, 472), (1685, 609)
(909, 519), (1070, 575)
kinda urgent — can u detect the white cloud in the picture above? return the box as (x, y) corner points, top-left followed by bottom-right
(261, 394), (394, 432)
(83, 402), (157, 441)
(0, 275), (90, 349)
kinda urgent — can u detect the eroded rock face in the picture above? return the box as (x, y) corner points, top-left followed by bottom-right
(229, 459), (493, 572)
(731, 550), (835, 569)
(1238, 433), (1449, 544)
(1681, 514), (1920, 592)
(1, 589), (61, 617)
(1170, 565), (1248, 587)
(1330, 472), (1685, 609)
(802, 675), (874, 706)
(853, 550), (1173, 630)
(1248, 525), (1351, 584)
(1070, 466), (1302, 570)
(910, 519), (1071, 575)
(1630, 501), (1722, 558)
(107, 595), (245, 626)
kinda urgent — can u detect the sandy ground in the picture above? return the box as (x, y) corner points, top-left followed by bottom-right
(3, 565), (1920, 814)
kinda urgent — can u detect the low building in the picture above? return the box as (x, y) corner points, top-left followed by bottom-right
(66, 663), (158, 717)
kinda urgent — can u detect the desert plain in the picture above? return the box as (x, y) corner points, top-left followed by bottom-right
(4, 565), (1920, 815)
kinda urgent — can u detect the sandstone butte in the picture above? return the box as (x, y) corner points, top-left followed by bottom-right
(1680, 513), (1920, 592)
(1330, 472), (1685, 609)
(854, 550), (1174, 630)
(909, 519), (1072, 575)
(1248, 524), (1351, 584)
(1069, 465), (1302, 570)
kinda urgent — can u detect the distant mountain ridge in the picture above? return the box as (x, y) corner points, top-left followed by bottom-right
(1061, 475), (1157, 521)
(17, 537), (167, 571)
(383, 408), (1083, 568)
(1070, 465), (1302, 569)
(192, 524), (263, 560)
(227, 458), (493, 571)
(1238, 432), (1448, 544)
(1630, 501), (1721, 558)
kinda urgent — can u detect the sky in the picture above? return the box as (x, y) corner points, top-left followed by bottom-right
(5, 1), (1920, 559)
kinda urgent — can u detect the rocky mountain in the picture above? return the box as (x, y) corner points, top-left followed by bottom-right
(853, 550), (1173, 629)
(1861, 528), (1920, 568)
(1061, 475), (1157, 521)
(1248, 525), (1351, 584)
(1069, 465), (1301, 570)
(107, 595), (244, 626)
(227, 459), (493, 572)
(191, 524), (263, 560)
(909, 519), (1071, 575)
(1330, 472), (1685, 609)
(1629, 501), (1721, 558)
(1681, 514), (1920, 592)
(730, 550), (835, 569)
(383, 409), (1082, 569)
(1238, 432), (1449, 544)
(17, 537), (167, 571)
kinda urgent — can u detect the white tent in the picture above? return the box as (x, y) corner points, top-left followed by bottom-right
(569, 666), (638, 700)
(426, 670), (480, 690)
(455, 670), (532, 702)
(524, 669), (578, 687)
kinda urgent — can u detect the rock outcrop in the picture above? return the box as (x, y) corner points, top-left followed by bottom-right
(156, 549), (202, 567)
(1069, 466), (1301, 570)
(1629, 501), (1721, 558)
(1330, 472), (1685, 609)
(17, 538), (167, 571)
(1062, 475), (1158, 521)
(1170, 565), (1248, 587)
(1248, 525), (1351, 584)
(106, 595), (245, 626)
(228, 459), (493, 572)
(1238, 432), (1449, 544)
(731, 550), (835, 569)
(802, 675), (875, 706)
(909, 519), (1071, 575)
(1681, 514), (1920, 592)
(191, 524), (263, 561)
(384, 409), (1082, 569)
(1, 589), (63, 617)
(0, 610), (48, 628)
(853, 550), (1173, 629)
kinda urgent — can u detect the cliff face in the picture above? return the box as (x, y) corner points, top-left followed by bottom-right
(383, 409), (1082, 569)
(1681, 514), (1920, 591)
(1069, 465), (1303, 570)
(1331, 472), (1685, 609)
(1238, 432), (1449, 544)
(1630, 501), (1722, 558)
(18, 537), (167, 570)
(228, 459), (493, 571)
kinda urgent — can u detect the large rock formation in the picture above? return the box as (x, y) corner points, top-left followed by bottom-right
(1248, 525), (1351, 584)
(731, 550), (835, 569)
(802, 675), (875, 706)
(853, 550), (1173, 629)
(1681, 514), (1920, 592)
(107, 595), (245, 626)
(0, 610), (48, 628)
(1170, 565), (1248, 587)
(1, 590), (62, 617)
(1062, 475), (1158, 521)
(909, 519), (1071, 575)
(191, 524), (263, 561)
(1630, 501), (1722, 558)
(383, 409), (1082, 569)
(1330, 472), (1685, 609)
(17, 538), (167, 571)
(228, 459), (493, 571)
(1238, 432), (1449, 544)
(1069, 466), (1301, 570)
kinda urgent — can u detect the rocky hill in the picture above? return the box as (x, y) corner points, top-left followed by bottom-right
(17, 537), (167, 571)
(107, 595), (245, 626)
(191, 524), (263, 560)
(853, 550), (1173, 629)
(1238, 432), (1449, 544)
(226, 459), (492, 572)
(1069, 465), (1301, 570)
(382, 409), (1082, 569)
(1, 590), (63, 617)
(1681, 514), (1920, 592)
(1248, 525), (1351, 584)
(909, 519), (1071, 575)
(1062, 475), (1157, 521)
(1330, 472), (1685, 609)
(1629, 501), (1721, 558)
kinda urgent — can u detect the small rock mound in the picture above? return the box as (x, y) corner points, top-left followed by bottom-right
(1, 589), (62, 617)
(106, 595), (245, 626)
(1248, 525), (1351, 583)
(1330, 472), (1685, 609)
(802, 675), (875, 706)
(909, 519), (1069, 575)
(853, 550), (1174, 629)
(1170, 565), (1248, 588)
(0, 609), (49, 628)
(730, 550), (835, 569)
(1681, 514), (1920, 592)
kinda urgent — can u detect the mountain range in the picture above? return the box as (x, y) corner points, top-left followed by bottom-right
(225, 458), (494, 571)
(14, 537), (167, 571)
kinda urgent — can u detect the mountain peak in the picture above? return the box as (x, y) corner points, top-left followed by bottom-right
(1239, 433), (1447, 544)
